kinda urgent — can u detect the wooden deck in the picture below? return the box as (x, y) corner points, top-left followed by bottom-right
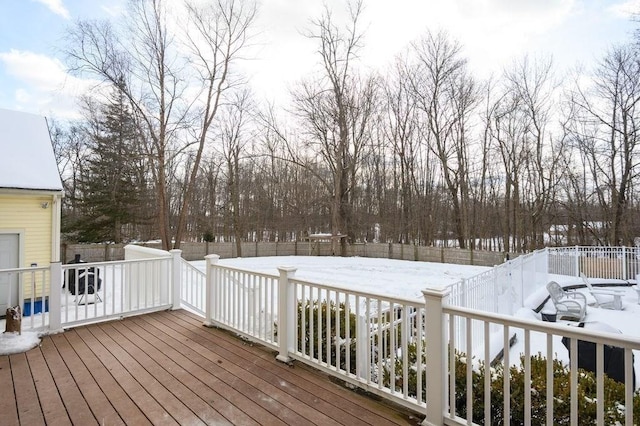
(0, 309), (421, 425)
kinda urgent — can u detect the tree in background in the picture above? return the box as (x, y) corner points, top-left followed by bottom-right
(568, 44), (640, 245)
(65, 0), (256, 250)
(292, 0), (377, 255)
(75, 82), (147, 243)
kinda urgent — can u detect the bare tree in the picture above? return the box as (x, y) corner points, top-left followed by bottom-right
(65, 0), (256, 249)
(291, 0), (378, 255)
(408, 30), (478, 249)
(568, 44), (640, 245)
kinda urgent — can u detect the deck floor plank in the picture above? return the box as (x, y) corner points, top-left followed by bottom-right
(10, 352), (46, 425)
(141, 313), (358, 426)
(63, 329), (152, 426)
(121, 318), (277, 426)
(0, 355), (21, 426)
(49, 332), (125, 425)
(130, 315), (317, 425)
(38, 334), (98, 425)
(86, 325), (207, 426)
(96, 321), (234, 426)
(73, 326), (179, 426)
(1, 310), (419, 426)
(164, 310), (415, 425)
(23, 341), (72, 426)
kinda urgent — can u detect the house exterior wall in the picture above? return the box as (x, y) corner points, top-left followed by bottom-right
(0, 192), (59, 299)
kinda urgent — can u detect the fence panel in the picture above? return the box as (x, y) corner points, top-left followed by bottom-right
(60, 258), (172, 328)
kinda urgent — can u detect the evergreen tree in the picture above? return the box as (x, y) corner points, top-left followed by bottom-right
(76, 81), (145, 243)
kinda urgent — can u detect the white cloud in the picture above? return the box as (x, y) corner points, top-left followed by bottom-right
(32, 0), (70, 19)
(608, 0), (640, 18)
(0, 50), (96, 118)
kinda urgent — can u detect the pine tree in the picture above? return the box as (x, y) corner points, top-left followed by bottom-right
(77, 81), (145, 243)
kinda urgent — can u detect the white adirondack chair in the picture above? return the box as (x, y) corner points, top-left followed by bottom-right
(580, 273), (624, 310)
(546, 281), (587, 321)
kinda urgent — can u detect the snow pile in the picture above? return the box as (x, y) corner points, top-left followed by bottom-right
(0, 331), (40, 355)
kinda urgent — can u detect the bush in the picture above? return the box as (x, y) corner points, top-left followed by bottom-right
(296, 300), (357, 373)
(384, 345), (640, 425)
(290, 301), (640, 424)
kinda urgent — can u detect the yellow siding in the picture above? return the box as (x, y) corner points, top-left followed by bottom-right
(0, 194), (55, 299)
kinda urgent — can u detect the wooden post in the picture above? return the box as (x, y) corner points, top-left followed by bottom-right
(204, 254), (220, 327)
(422, 288), (450, 426)
(276, 266), (297, 363)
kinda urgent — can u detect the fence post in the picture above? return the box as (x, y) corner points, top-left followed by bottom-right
(170, 249), (182, 310)
(204, 254), (220, 326)
(574, 245), (580, 277)
(49, 262), (62, 333)
(276, 266), (297, 363)
(422, 288), (450, 426)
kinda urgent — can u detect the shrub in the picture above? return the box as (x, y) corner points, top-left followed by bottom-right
(296, 300), (358, 373)
(384, 345), (640, 425)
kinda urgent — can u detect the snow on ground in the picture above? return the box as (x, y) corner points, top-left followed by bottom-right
(0, 331), (41, 355)
(513, 281), (640, 387)
(194, 255), (491, 300)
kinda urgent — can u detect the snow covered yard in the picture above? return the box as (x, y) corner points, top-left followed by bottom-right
(193, 255), (491, 300)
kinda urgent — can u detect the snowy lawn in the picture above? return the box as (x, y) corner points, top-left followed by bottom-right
(194, 255), (491, 299)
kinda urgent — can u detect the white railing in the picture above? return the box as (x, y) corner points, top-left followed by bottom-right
(0, 266), (51, 331)
(443, 299), (640, 426)
(206, 255), (279, 348)
(203, 256), (640, 425)
(58, 257), (173, 328)
(204, 254), (429, 412)
(0, 246), (189, 333)
(548, 246), (640, 280)
(180, 258), (206, 316)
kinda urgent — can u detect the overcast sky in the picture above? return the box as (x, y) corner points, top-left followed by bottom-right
(0, 0), (638, 120)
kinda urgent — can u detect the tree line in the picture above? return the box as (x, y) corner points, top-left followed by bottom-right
(51, 0), (640, 255)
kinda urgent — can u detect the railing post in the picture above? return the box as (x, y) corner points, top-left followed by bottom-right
(356, 312), (368, 379)
(49, 262), (62, 333)
(276, 266), (297, 363)
(622, 246), (628, 280)
(204, 254), (220, 327)
(422, 288), (450, 426)
(574, 245), (580, 277)
(170, 249), (182, 310)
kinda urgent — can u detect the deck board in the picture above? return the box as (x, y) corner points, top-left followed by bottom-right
(1, 310), (420, 425)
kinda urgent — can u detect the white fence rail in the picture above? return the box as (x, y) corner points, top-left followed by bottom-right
(548, 246), (640, 280)
(204, 255), (429, 412)
(0, 266), (51, 331)
(0, 246), (184, 332)
(444, 300), (640, 426)
(58, 257), (173, 328)
(179, 258), (206, 316)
